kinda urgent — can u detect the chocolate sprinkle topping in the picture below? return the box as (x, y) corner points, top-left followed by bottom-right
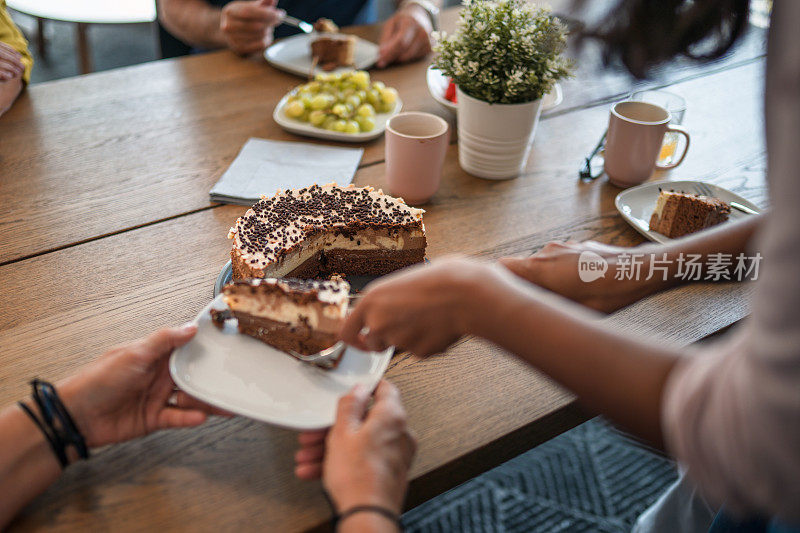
(230, 183), (424, 265)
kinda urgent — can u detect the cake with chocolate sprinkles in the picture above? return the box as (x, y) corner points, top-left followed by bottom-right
(221, 276), (349, 363)
(228, 183), (426, 280)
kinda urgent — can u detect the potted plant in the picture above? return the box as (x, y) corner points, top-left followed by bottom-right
(433, 0), (572, 179)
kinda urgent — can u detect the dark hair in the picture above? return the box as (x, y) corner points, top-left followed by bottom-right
(582, 0), (751, 78)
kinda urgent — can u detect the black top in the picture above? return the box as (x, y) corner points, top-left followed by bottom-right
(158, 0), (376, 58)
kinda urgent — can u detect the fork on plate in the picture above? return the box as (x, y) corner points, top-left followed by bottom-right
(694, 182), (759, 215)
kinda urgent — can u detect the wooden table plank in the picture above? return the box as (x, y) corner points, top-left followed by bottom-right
(0, 7), (767, 266)
(2, 59), (767, 531)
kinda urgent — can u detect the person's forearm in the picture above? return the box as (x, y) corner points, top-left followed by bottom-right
(649, 214), (763, 279)
(0, 77), (23, 117)
(158, 0), (226, 50)
(469, 271), (682, 448)
(0, 404), (62, 528)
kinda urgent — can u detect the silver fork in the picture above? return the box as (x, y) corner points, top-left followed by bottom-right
(282, 15), (314, 34)
(695, 182), (759, 215)
(288, 341), (346, 369)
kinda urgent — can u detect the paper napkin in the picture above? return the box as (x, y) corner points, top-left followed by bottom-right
(209, 138), (364, 205)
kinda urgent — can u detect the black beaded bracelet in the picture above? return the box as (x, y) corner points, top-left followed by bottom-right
(323, 490), (402, 531)
(337, 505), (402, 530)
(18, 379), (89, 468)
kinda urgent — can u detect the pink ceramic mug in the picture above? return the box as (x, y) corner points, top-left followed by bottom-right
(604, 101), (690, 188)
(386, 112), (450, 205)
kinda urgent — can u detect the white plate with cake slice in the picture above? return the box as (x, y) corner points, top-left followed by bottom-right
(273, 93), (402, 142)
(170, 294), (393, 430)
(265, 32), (379, 78)
(615, 180), (763, 244)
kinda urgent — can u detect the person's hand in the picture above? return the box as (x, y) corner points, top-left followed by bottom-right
(294, 380), (416, 514)
(0, 42), (24, 82)
(220, 0), (284, 56)
(500, 240), (670, 313)
(340, 257), (495, 356)
(56, 325), (229, 448)
(377, 4), (433, 67)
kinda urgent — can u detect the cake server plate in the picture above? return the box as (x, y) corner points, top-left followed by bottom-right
(615, 179), (764, 244)
(170, 295), (393, 430)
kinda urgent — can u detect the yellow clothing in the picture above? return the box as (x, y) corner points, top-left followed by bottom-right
(0, 0), (33, 83)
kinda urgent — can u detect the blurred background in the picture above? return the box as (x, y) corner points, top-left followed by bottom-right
(7, 0), (461, 84)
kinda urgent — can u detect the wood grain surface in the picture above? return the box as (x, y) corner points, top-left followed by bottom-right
(1, 42), (767, 530)
(0, 6), (766, 265)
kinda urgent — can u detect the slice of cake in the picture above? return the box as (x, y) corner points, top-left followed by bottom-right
(310, 35), (356, 71)
(313, 17), (339, 33)
(228, 183), (426, 280)
(221, 277), (349, 361)
(649, 190), (731, 238)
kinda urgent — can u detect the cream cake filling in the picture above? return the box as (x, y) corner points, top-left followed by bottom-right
(234, 227), (425, 277)
(223, 278), (349, 332)
(224, 294), (345, 332)
(652, 192), (672, 220)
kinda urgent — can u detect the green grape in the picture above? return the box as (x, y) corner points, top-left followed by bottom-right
(366, 89), (381, 106)
(344, 120), (360, 134)
(285, 100), (305, 118)
(332, 119), (348, 132)
(300, 95), (313, 109)
(356, 103), (375, 118)
(356, 89), (367, 102)
(379, 87), (398, 105)
(331, 103), (349, 117)
(310, 94), (333, 111)
(355, 115), (375, 132)
(377, 101), (394, 113)
(341, 81), (357, 92)
(305, 81), (321, 93)
(323, 116), (339, 130)
(351, 70), (370, 90)
(309, 110), (326, 126)
(314, 73), (328, 82)
(345, 94), (361, 108)
(372, 81), (386, 91)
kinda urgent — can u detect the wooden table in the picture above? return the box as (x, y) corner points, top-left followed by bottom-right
(0, 6), (768, 531)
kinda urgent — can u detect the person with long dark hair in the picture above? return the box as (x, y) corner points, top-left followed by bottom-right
(294, 1), (799, 531)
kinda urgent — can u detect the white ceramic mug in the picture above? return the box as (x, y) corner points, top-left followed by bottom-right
(604, 101), (690, 188)
(386, 112), (450, 205)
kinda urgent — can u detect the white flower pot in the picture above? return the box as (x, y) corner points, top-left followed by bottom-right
(456, 87), (543, 180)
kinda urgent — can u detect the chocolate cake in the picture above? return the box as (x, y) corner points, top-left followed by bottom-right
(222, 277), (349, 360)
(313, 18), (339, 33)
(649, 190), (731, 238)
(228, 183), (426, 280)
(310, 35), (356, 71)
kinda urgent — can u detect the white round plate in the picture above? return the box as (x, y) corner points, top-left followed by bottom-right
(426, 66), (563, 116)
(273, 92), (402, 142)
(615, 179), (763, 244)
(265, 33), (379, 78)
(170, 295), (393, 430)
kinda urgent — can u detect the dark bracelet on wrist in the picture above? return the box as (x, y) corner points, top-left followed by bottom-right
(337, 505), (402, 530)
(18, 379), (90, 468)
(323, 489), (403, 531)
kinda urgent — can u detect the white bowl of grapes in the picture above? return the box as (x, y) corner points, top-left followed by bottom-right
(273, 70), (402, 142)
